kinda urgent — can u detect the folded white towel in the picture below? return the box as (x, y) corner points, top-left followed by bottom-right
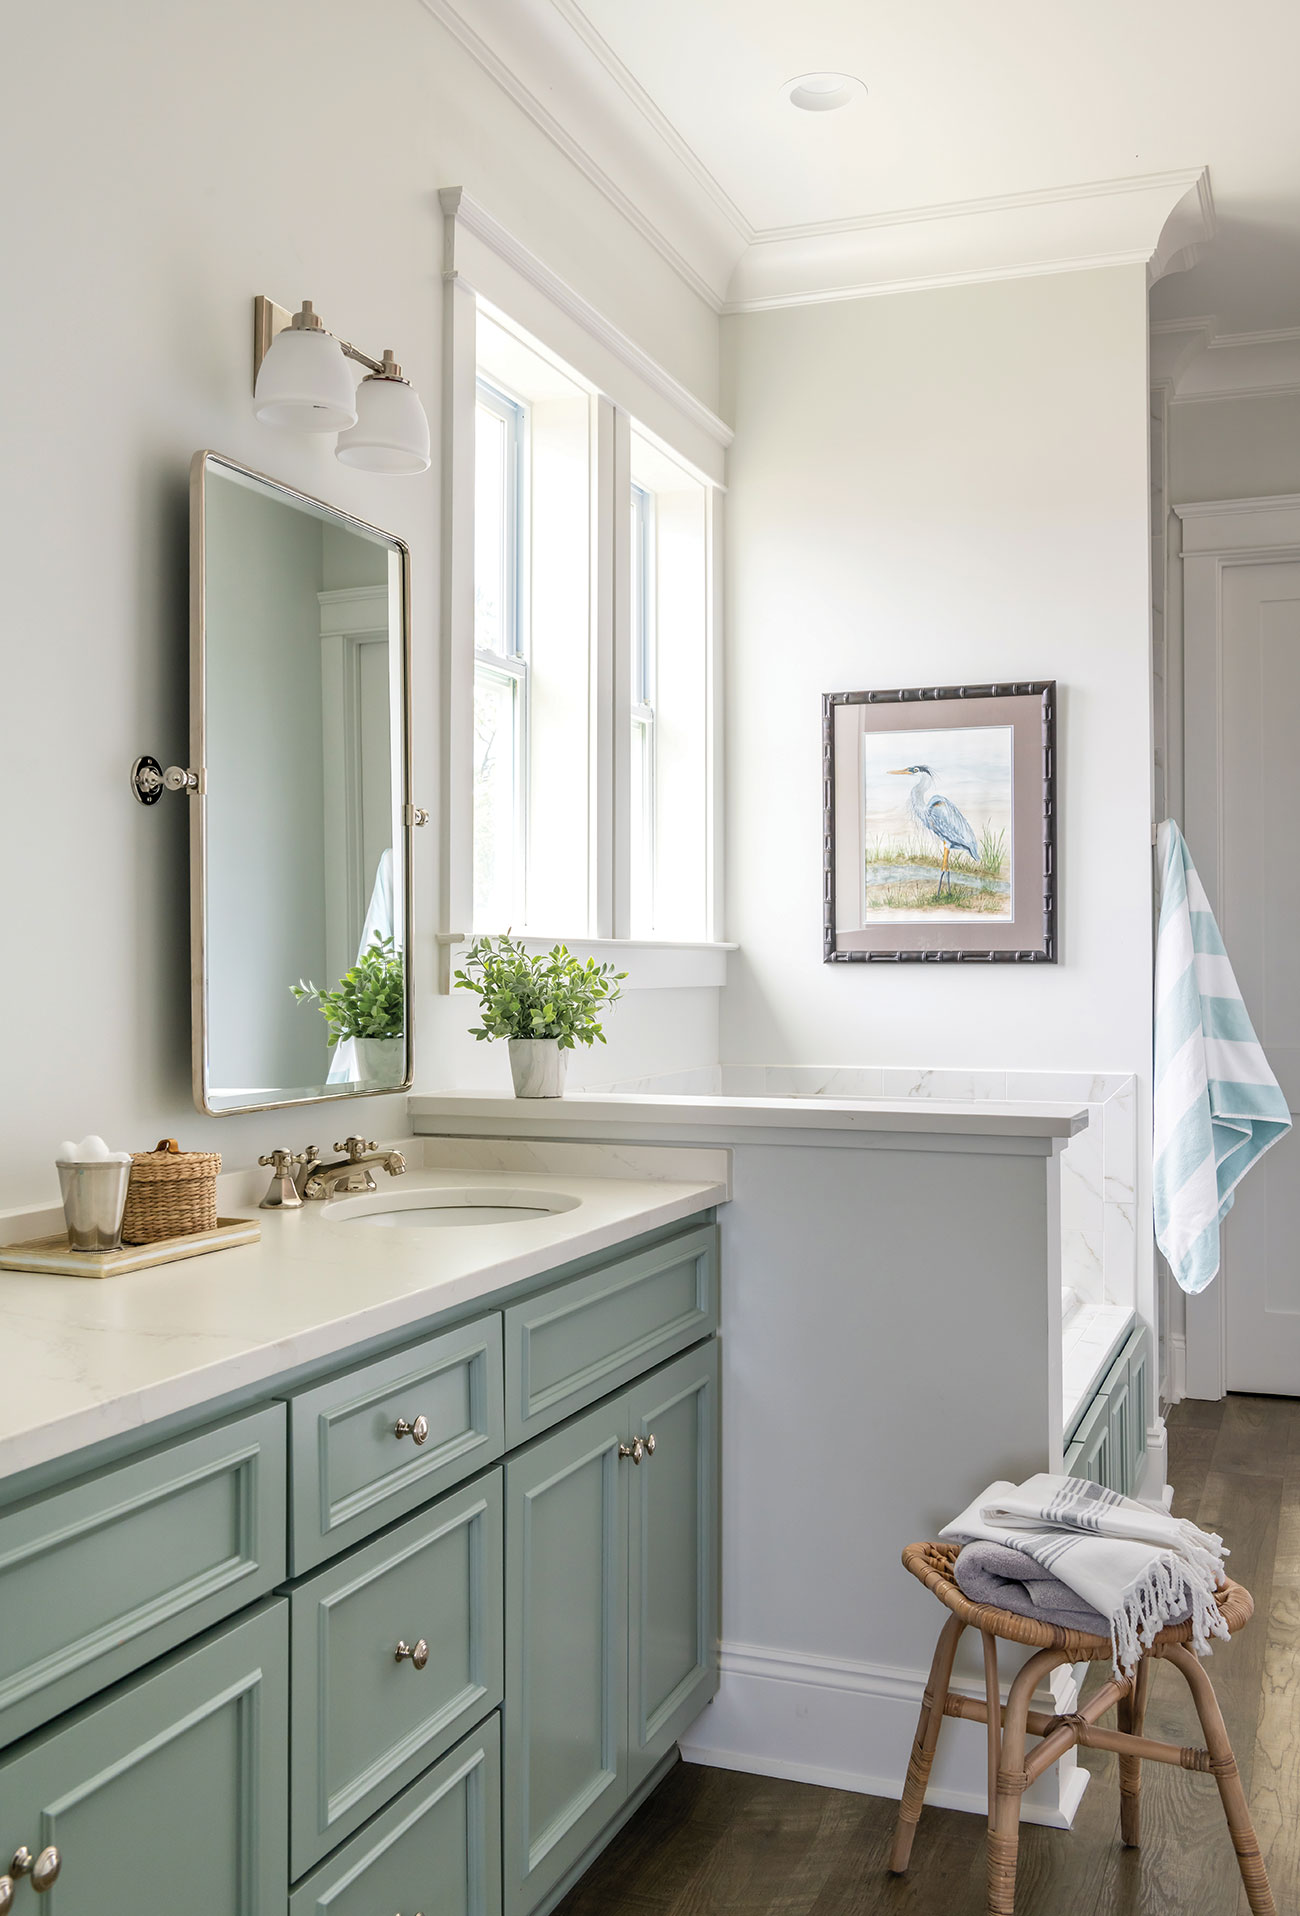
(941, 1472), (1229, 1682)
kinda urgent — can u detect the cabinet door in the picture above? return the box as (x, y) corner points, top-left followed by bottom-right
(626, 1343), (719, 1791)
(504, 1403), (628, 1916)
(1126, 1328), (1150, 1491)
(0, 1601), (288, 1916)
(1067, 1389), (1113, 1488)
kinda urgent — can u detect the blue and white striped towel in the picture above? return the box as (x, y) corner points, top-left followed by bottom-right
(1154, 821), (1291, 1295)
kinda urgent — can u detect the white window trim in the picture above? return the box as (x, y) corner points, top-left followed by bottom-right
(473, 376), (529, 927)
(439, 191), (729, 992)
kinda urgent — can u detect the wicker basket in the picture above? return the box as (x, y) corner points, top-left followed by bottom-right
(121, 1138), (221, 1244)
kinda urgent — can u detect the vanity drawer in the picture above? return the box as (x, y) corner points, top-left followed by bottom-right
(503, 1223), (718, 1447)
(290, 1716), (501, 1916)
(290, 1469), (504, 1874)
(0, 1403), (286, 1751)
(289, 1313), (504, 1572)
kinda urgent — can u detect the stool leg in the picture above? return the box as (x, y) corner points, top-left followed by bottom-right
(1164, 1644), (1276, 1916)
(987, 1646), (1062, 1916)
(889, 1614), (964, 1873)
(1116, 1654), (1151, 1847)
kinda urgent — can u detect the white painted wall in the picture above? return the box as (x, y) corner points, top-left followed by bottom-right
(1168, 392), (1300, 505)
(0, 0), (721, 1209)
(718, 266), (1156, 1321)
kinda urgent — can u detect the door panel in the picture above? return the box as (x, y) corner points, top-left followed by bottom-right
(1218, 560), (1300, 1392)
(626, 1343), (719, 1789)
(504, 1404), (628, 1916)
(0, 1601), (287, 1916)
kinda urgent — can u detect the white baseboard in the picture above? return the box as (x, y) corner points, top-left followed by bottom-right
(679, 1640), (1090, 1830)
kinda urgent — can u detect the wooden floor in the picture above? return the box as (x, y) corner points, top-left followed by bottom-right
(556, 1394), (1300, 1916)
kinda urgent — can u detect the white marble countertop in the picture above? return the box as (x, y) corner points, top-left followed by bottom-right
(0, 1160), (726, 1484)
(409, 1089), (1088, 1142)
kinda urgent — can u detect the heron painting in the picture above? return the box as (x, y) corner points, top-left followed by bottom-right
(823, 682), (1056, 963)
(859, 724), (1014, 921)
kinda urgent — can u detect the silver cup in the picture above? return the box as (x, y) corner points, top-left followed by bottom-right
(57, 1160), (131, 1253)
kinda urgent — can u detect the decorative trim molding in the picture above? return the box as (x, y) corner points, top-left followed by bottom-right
(679, 1639), (1090, 1829)
(441, 186), (733, 451)
(1152, 318), (1300, 405)
(416, 0), (730, 311)
(1168, 1332), (1187, 1406)
(725, 168), (1213, 313)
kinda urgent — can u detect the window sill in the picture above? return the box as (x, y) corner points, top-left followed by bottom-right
(436, 933), (735, 992)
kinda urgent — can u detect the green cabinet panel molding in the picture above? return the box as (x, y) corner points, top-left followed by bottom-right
(503, 1341), (721, 1916)
(503, 1224), (718, 1447)
(0, 1600), (288, 1916)
(627, 1341), (720, 1790)
(289, 1314), (504, 1572)
(504, 1401), (630, 1916)
(1065, 1325), (1149, 1497)
(290, 1717), (502, 1916)
(291, 1469), (505, 1874)
(0, 1402), (286, 1749)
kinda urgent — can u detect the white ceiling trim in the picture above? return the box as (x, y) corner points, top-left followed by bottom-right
(542, 0), (755, 244)
(725, 168), (1213, 312)
(1152, 315), (1300, 403)
(441, 187), (734, 455)
(417, 0), (730, 312)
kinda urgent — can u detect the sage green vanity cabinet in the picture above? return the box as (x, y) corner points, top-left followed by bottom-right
(504, 1339), (720, 1916)
(290, 1717), (502, 1916)
(291, 1469), (505, 1873)
(1064, 1324), (1150, 1496)
(0, 1600), (288, 1916)
(0, 1212), (720, 1916)
(0, 1402), (286, 1750)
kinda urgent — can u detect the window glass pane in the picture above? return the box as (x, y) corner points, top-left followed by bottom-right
(473, 666), (518, 928)
(474, 404), (507, 654)
(631, 715), (654, 935)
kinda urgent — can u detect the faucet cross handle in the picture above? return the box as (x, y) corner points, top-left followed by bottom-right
(335, 1136), (378, 1162)
(258, 1149), (304, 1210)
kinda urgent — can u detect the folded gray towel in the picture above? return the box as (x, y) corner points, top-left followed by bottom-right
(953, 1540), (1113, 1636)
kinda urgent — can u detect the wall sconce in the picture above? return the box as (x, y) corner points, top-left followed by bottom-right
(252, 296), (431, 475)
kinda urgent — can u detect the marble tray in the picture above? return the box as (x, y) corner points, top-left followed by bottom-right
(0, 1217), (260, 1278)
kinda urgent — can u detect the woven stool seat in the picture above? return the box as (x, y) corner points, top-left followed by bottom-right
(890, 1539), (1274, 1916)
(902, 1538), (1255, 1658)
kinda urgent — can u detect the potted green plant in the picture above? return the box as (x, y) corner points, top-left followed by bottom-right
(291, 934), (405, 1087)
(454, 934), (625, 1097)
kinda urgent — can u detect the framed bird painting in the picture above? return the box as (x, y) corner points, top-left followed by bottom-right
(822, 682), (1056, 962)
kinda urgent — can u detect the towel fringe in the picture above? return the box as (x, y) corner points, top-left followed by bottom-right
(1110, 1552), (1230, 1683)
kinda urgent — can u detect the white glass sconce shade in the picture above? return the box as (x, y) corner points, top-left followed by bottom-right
(336, 373), (431, 474)
(254, 326), (358, 432)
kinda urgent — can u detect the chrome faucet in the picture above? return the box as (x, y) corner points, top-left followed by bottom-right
(302, 1135), (407, 1201)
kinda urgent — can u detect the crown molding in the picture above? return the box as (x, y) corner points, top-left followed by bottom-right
(440, 187), (733, 452)
(541, 0), (754, 244)
(1152, 314), (1300, 403)
(416, 0), (734, 312)
(725, 168), (1214, 312)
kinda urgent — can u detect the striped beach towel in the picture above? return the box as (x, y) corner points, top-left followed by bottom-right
(1154, 821), (1291, 1296)
(941, 1473), (1229, 1681)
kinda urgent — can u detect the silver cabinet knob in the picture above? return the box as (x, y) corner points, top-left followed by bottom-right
(394, 1415), (429, 1446)
(30, 1850), (60, 1894)
(618, 1434), (657, 1465)
(0, 1875), (13, 1915)
(395, 1639), (429, 1670)
(644, 1433), (656, 1457)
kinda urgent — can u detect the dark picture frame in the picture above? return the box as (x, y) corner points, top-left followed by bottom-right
(822, 681), (1056, 963)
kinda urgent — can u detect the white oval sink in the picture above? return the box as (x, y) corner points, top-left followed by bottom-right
(323, 1185), (582, 1229)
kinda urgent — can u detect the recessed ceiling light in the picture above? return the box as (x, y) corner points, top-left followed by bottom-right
(782, 72), (866, 113)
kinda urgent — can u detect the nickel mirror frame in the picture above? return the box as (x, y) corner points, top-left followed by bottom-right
(189, 449), (415, 1115)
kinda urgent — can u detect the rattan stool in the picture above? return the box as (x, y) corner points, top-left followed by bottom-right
(890, 1541), (1274, 1916)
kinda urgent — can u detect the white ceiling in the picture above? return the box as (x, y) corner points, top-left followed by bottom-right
(530, 0), (1300, 331)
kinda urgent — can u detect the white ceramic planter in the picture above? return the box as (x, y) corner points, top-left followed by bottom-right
(508, 1038), (567, 1098)
(354, 1037), (405, 1088)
